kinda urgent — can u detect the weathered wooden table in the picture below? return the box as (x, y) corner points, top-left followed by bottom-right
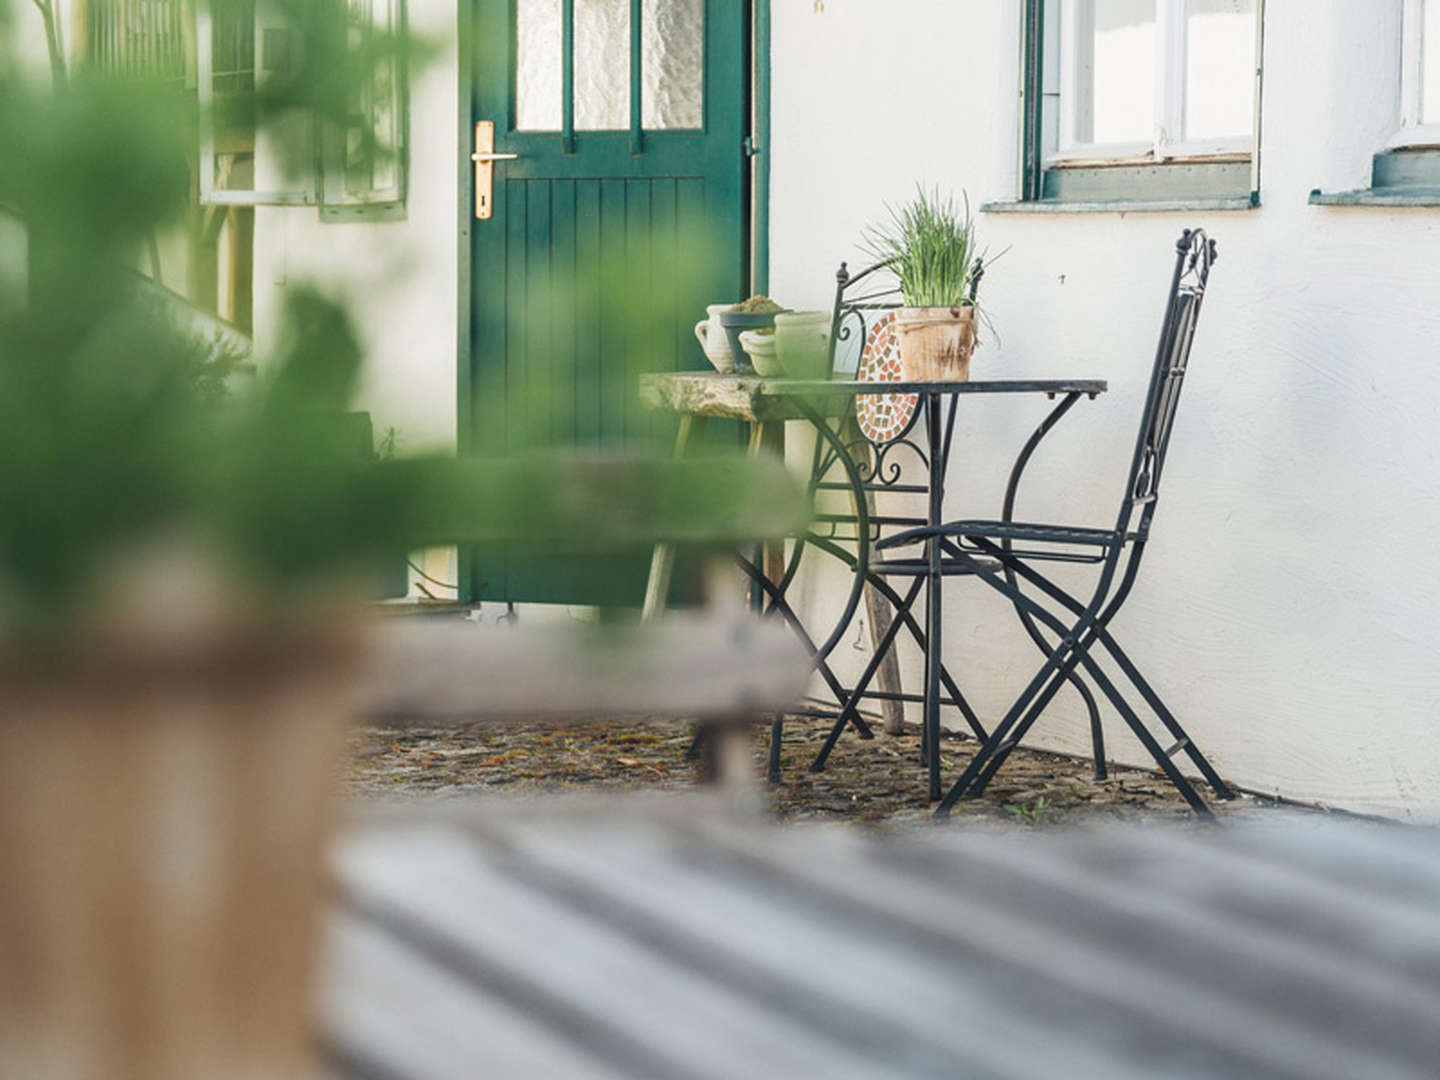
(639, 372), (1107, 798)
(323, 807), (1440, 1079)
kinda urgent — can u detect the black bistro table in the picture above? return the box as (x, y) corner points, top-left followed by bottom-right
(640, 372), (1107, 800)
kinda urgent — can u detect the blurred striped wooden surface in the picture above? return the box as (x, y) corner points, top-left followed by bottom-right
(323, 807), (1440, 1079)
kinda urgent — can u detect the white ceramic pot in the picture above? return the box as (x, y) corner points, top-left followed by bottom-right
(694, 303), (738, 373)
(739, 330), (782, 377)
(774, 311), (832, 380)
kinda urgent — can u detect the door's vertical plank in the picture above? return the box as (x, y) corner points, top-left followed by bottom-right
(489, 176), (528, 598)
(650, 176), (679, 443)
(624, 178), (653, 444)
(598, 178), (627, 446)
(575, 181), (602, 445)
(552, 178), (578, 446)
(505, 178), (528, 454)
(526, 179), (554, 449)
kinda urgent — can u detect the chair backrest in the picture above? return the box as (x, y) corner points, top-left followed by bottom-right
(1124, 229), (1217, 513)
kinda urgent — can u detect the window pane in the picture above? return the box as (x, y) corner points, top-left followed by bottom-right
(328, 0), (404, 205)
(207, 0), (259, 194)
(575, 0), (631, 130)
(1184, 0), (1256, 141)
(516, 0), (562, 131)
(1425, 0), (1440, 124)
(88, 0), (188, 83)
(642, 0), (703, 129)
(1085, 0), (1156, 145)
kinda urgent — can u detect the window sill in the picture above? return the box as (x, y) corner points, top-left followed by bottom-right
(982, 196), (1258, 215)
(1308, 187), (1440, 207)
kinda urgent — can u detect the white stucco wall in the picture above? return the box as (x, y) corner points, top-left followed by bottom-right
(252, 3), (461, 456)
(770, 0), (1440, 820)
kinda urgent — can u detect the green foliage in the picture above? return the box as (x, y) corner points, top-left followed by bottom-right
(734, 295), (785, 314)
(1004, 796), (1051, 826)
(0, 0), (802, 645)
(864, 186), (984, 309)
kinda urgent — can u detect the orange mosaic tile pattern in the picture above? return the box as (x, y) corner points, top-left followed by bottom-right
(856, 311), (917, 445)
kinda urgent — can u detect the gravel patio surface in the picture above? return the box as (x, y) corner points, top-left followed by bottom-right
(344, 713), (1293, 827)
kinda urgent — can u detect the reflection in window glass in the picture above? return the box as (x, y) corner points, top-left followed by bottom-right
(1184, 0), (1256, 141)
(1085, 0), (1156, 145)
(642, 0), (704, 129)
(1425, 0), (1440, 124)
(516, 0), (562, 131)
(575, 0), (630, 130)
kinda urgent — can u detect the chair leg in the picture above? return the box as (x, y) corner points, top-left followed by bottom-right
(950, 653), (1087, 808)
(871, 572), (988, 743)
(768, 716), (784, 784)
(967, 543), (1225, 803)
(810, 577), (923, 773)
(740, 561), (875, 741)
(934, 639), (1084, 817)
(1088, 687), (1108, 782)
(1092, 628), (1233, 800)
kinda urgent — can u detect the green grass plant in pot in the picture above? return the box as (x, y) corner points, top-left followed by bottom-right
(864, 187), (989, 382)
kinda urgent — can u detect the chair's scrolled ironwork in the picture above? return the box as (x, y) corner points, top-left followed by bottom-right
(877, 229), (1234, 817)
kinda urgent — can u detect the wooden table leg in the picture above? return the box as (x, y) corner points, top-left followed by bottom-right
(749, 422), (787, 782)
(642, 414), (705, 621)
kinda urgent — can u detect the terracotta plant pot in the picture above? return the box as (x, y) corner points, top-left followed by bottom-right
(0, 636), (359, 1080)
(894, 306), (978, 382)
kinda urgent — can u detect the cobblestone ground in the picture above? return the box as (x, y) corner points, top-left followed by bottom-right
(344, 714), (1288, 827)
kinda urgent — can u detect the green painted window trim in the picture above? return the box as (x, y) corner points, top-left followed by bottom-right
(1015, 0), (1263, 210)
(984, 195), (1257, 215)
(751, 0), (771, 295)
(1310, 149), (1440, 207)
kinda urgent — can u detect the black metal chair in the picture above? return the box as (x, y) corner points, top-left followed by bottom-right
(877, 229), (1235, 818)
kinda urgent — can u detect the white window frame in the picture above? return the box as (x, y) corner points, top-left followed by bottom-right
(197, 0), (317, 206)
(1055, 0), (1260, 164)
(1390, 0), (1440, 149)
(196, 0), (409, 213)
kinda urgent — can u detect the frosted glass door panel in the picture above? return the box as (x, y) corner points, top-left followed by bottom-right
(1183, 0), (1256, 141)
(575, 0), (631, 130)
(642, 0), (704, 129)
(516, 0), (562, 130)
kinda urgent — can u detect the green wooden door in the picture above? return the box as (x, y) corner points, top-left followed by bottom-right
(467, 0), (748, 605)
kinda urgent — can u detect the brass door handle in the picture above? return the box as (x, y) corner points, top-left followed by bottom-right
(473, 121), (517, 220)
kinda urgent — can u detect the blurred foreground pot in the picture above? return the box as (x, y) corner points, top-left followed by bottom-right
(0, 636), (358, 1080)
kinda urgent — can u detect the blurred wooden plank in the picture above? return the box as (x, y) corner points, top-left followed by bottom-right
(365, 614), (807, 723)
(469, 820), (1148, 1080)
(325, 816), (1440, 1079)
(869, 831), (1440, 1068)
(322, 914), (628, 1080)
(689, 825), (1411, 1080)
(330, 829), (889, 1080)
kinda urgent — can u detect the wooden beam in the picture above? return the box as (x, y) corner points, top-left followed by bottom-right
(365, 615), (809, 724)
